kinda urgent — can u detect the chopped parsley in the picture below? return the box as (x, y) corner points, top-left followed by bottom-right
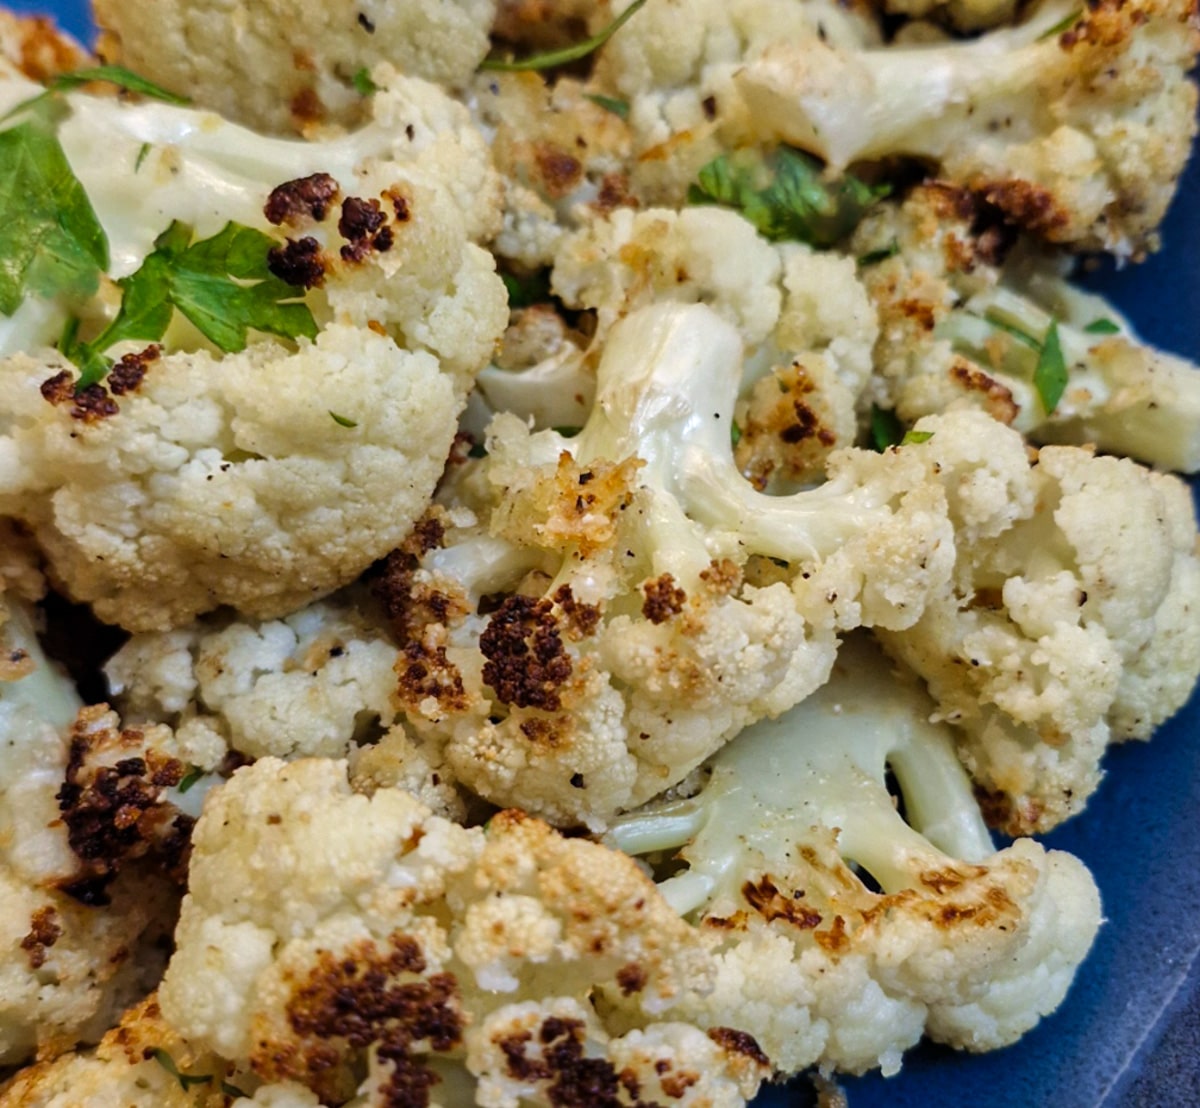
(148, 1049), (213, 1091)
(585, 93), (631, 119)
(1033, 320), (1068, 415)
(1083, 317), (1121, 335)
(857, 239), (900, 268)
(44, 65), (189, 105)
(687, 146), (888, 247)
(66, 221), (318, 389)
(1037, 8), (1083, 39)
(869, 405), (906, 451)
(329, 411), (358, 428)
(176, 766), (205, 794)
(481, 0), (646, 71)
(134, 141), (152, 172)
(900, 429), (934, 445)
(351, 67), (379, 96)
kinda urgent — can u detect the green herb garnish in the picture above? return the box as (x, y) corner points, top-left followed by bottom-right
(68, 220), (317, 389)
(900, 429), (933, 445)
(731, 420), (743, 447)
(329, 411), (358, 428)
(869, 405), (905, 452)
(1037, 8), (1083, 39)
(148, 1048), (213, 1091)
(0, 120), (109, 315)
(1033, 319), (1068, 415)
(1083, 317), (1120, 335)
(553, 425), (583, 438)
(857, 239), (900, 268)
(351, 67), (379, 96)
(687, 146), (888, 247)
(501, 269), (553, 309)
(585, 93), (630, 119)
(481, 0), (646, 71)
(134, 141), (152, 172)
(45, 65), (189, 105)
(177, 766), (204, 794)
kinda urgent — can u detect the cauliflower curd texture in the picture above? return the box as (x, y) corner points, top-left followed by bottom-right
(1, 2), (1200, 1107)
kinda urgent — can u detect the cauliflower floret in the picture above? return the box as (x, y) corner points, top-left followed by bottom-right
(735, 0), (1200, 256)
(0, 72), (507, 632)
(606, 633), (1102, 1074)
(853, 182), (1200, 473)
(590, 0), (882, 206)
(159, 758), (760, 1106)
(0, 994), (239, 1108)
(470, 72), (636, 270)
(387, 303), (1094, 828)
(877, 411), (1200, 834)
(481, 205), (879, 486)
(0, 589), (193, 1065)
(106, 595), (400, 761)
(92, 0), (498, 134)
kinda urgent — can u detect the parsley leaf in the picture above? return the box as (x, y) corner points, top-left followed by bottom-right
(585, 93), (630, 119)
(148, 1048), (213, 1091)
(329, 411), (358, 428)
(481, 0), (646, 71)
(176, 766), (205, 794)
(857, 239), (900, 268)
(687, 146), (888, 247)
(869, 405), (906, 451)
(351, 67), (379, 96)
(45, 65), (189, 105)
(501, 269), (552, 309)
(1037, 8), (1083, 39)
(0, 120), (109, 315)
(1033, 320), (1068, 415)
(1083, 317), (1120, 335)
(900, 429), (934, 445)
(69, 221), (317, 389)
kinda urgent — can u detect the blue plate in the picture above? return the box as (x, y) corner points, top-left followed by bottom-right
(11, 2), (1200, 1104)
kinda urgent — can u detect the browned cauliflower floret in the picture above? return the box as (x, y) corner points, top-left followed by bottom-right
(93, 0), (498, 134)
(852, 182), (1200, 473)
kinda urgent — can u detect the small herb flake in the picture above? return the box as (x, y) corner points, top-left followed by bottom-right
(329, 411), (358, 428)
(1083, 317), (1120, 335)
(46, 65), (190, 105)
(731, 420), (743, 447)
(1037, 8), (1083, 39)
(148, 1048), (213, 1091)
(857, 239), (900, 268)
(585, 93), (630, 119)
(480, 0), (646, 71)
(134, 142), (152, 172)
(687, 146), (888, 247)
(176, 766), (204, 794)
(900, 429), (934, 445)
(553, 425), (583, 438)
(1033, 319), (1068, 415)
(351, 67), (379, 96)
(869, 405), (905, 452)
(501, 269), (552, 309)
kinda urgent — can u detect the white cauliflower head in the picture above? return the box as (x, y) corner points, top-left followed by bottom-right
(877, 411), (1200, 834)
(0, 71), (507, 631)
(93, 0), (498, 133)
(606, 633), (1102, 1075)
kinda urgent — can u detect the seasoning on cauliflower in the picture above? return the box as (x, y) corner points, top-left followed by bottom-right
(735, 0), (1200, 256)
(157, 757), (767, 1107)
(0, 69), (507, 632)
(876, 411), (1200, 835)
(605, 633), (1102, 1076)
(92, 0), (498, 134)
(853, 182), (1200, 473)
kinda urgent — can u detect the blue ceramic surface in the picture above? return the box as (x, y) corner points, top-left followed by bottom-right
(11, 2), (1200, 1104)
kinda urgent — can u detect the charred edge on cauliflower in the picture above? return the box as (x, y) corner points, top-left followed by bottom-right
(19, 905), (62, 969)
(641, 574), (687, 624)
(264, 173), (342, 227)
(339, 195), (395, 263)
(495, 1014), (699, 1108)
(275, 932), (464, 1106)
(268, 237), (327, 289)
(480, 596), (573, 711)
(54, 706), (194, 905)
(40, 346), (162, 420)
